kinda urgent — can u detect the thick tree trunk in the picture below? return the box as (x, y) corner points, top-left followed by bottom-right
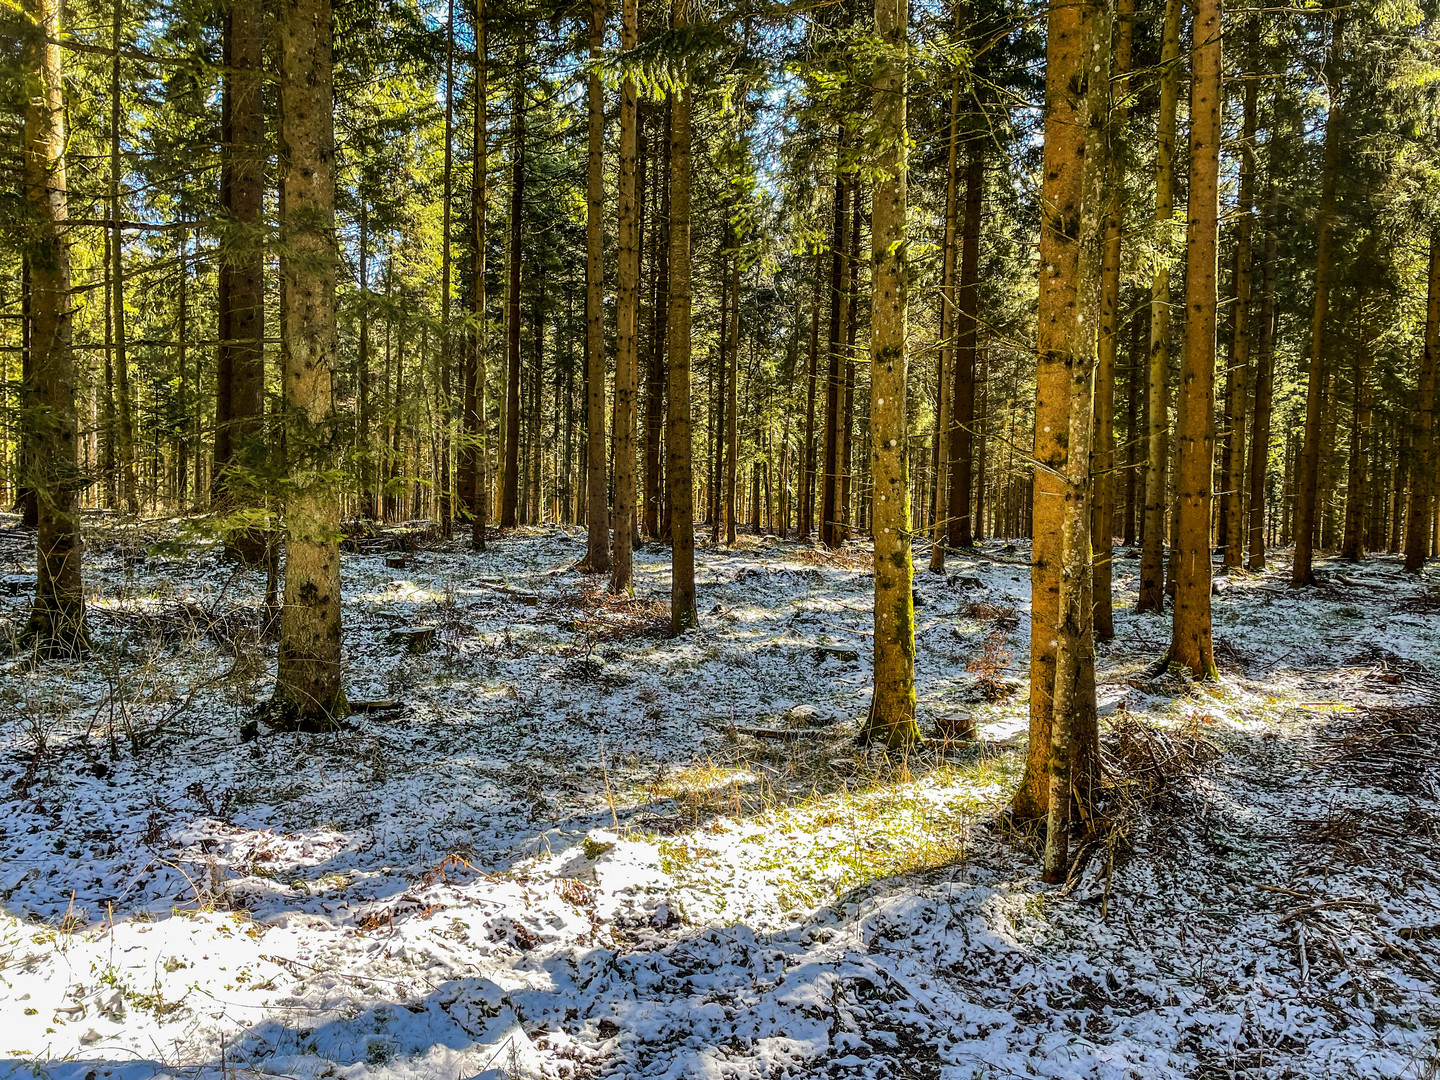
(1016, 0), (1107, 823)
(612, 0), (641, 589)
(858, 0), (920, 750)
(22, 0), (87, 655)
(666, 8), (698, 633)
(467, 2), (488, 550)
(1221, 52), (1257, 569)
(1169, 0), (1220, 679)
(1137, 0), (1181, 614)
(1293, 14), (1345, 586)
(1405, 234), (1440, 572)
(1091, 0), (1132, 642)
(273, 0), (346, 725)
(501, 61), (525, 530)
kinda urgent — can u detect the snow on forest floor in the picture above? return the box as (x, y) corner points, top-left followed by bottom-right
(1, 516), (1438, 1080)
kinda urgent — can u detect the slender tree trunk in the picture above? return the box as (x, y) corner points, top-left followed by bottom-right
(859, 0), (920, 750)
(273, 0), (345, 724)
(358, 204), (376, 518)
(711, 264), (727, 540)
(467, 2), (488, 549)
(1123, 309), (1142, 545)
(821, 144), (850, 550)
(929, 50), (961, 573)
(1247, 154), (1278, 568)
(667, 0), (698, 633)
(577, 9), (610, 567)
(109, 0), (138, 516)
(438, 0), (456, 534)
(724, 226), (740, 546)
(643, 105), (670, 539)
(1406, 233), (1440, 572)
(948, 137), (982, 551)
(1137, 0), (1181, 613)
(1293, 14), (1344, 586)
(800, 249), (822, 540)
(974, 344), (988, 540)
(215, 0), (265, 513)
(1169, 0), (1220, 679)
(501, 58), (525, 530)
(1016, 0), (1108, 823)
(1341, 294), (1371, 560)
(612, 0), (642, 589)
(1091, 0), (1132, 642)
(22, 0), (87, 654)
(841, 189), (860, 538)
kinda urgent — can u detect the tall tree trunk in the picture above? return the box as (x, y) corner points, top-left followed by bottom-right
(711, 262), (728, 540)
(215, 0), (265, 514)
(1247, 151), (1279, 569)
(1016, 0), (1108, 823)
(667, 0), (698, 633)
(1090, 0), (1132, 642)
(1137, 0), (1181, 613)
(1169, 0), (1220, 679)
(438, 0), (456, 534)
(821, 143), (850, 550)
(1293, 13), (1344, 586)
(800, 249), (822, 540)
(643, 105), (670, 539)
(1406, 233), (1440, 573)
(1341, 293), (1371, 560)
(110, 0), (138, 516)
(930, 35), (961, 573)
(580, 8), (610, 568)
(841, 186), (860, 537)
(1221, 37), (1258, 569)
(858, 0), (920, 750)
(501, 59), (525, 529)
(22, 0), (87, 654)
(612, 0), (641, 589)
(1123, 308), (1143, 545)
(947, 137), (982, 551)
(1040, 0), (1110, 880)
(273, 0), (345, 725)
(724, 226), (741, 546)
(358, 204), (376, 518)
(467, 1), (487, 550)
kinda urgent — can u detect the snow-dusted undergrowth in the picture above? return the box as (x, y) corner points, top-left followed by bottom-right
(0, 518), (1437, 1079)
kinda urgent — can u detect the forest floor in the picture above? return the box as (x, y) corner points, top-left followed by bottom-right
(0, 516), (1438, 1080)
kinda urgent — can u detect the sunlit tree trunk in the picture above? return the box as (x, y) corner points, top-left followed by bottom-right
(273, 0), (345, 724)
(1169, 0), (1220, 679)
(929, 54), (959, 573)
(467, 1), (487, 550)
(948, 137), (982, 551)
(821, 143), (850, 551)
(612, 0), (641, 589)
(1294, 13), (1344, 586)
(501, 58), (525, 530)
(1221, 48), (1257, 570)
(22, 0), (87, 655)
(1341, 294), (1371, 561)
(1137, 0), (1181, 614)
(109, 0), (138, 516)
(800, 249), (822, 540)
(859, 0), (920, 750)
(1091, 0), (1132, 642)
(644, 104), (671, 540)
(667, 0), (698, 632)
(438, 0), (456, 535)
(1017, 0), (1107, 824)
(724, 226), (740, 546)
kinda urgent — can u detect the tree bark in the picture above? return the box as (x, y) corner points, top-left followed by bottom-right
(1221, 46), (1257, 570)
(929, 48), (960, 573)
(1091, 0), (1132, 642)
(501, 58), (525, 530)
(273, 0), (346, 725)
(858, 0), (920, 750)
(1293, 13), (1344, 586)
(800, 249), (822, 540)
(724, 225), (741, 546)
(1016, 0), (1107, 823)
(467, 1), (488, 550)
(1169, 0), (1220, 679)
(821, 143), (850, 551)
(215, 0), (265, 512)
(1341, 293), (1371, 561)
(612, 0), (641, 589)
(667, 0), (698, 633)
(22, 0), (87, 655)
(438, 0), (456, 534)
(1406, 233), (1440, 572)
(947, 136), (982, 551)
(1137, 0), (1181, 614)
